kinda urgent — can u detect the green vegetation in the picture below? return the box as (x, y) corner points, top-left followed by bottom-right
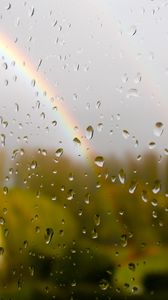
(0, 149), (168, 299)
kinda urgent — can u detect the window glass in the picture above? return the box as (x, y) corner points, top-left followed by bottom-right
(0, 0), (168, 299)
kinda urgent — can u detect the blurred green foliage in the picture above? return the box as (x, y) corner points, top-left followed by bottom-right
(0, 148), (168, 299)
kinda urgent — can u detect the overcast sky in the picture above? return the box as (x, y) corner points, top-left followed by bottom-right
(0, 0), (168, 162)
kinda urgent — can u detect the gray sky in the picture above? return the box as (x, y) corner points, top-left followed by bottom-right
(0, 0), (168, 162)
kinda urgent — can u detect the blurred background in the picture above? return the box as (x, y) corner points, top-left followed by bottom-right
(0, 0), (168, 299)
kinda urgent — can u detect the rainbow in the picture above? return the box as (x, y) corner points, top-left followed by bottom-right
(0, 32), (95, 165)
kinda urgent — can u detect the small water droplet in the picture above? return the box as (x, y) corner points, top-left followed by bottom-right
(55, 148), (63, 157)
(99, 279), (109, 290)
(31, 79), (36, 87)
(134, 72), (142, 83)
(97, 123), (103, 132)
(128, 262), (136, 271)
(3, 186), (8, 195)
(30, 160), (37, 169)
(122, 73), (128, 83)
(0, 217), (5, 225)
(149, 141), (156, 149)
(29, 265), (35, 276)
(45, 228), (54, 245)
(0, 247), (4, 255)
(52, 120), (57, 127)
(94, 156), (104, 167)
(122, 129), (129, 139)
(118, 169), (126, 184)
(94, 214), (101, 226)
(73, 137), (81, 146)
(96, 100), (101, 109)
(86, 125), (94, 140)
(129, 181), (137, 194)
(141, 190), (148, 203)
(128, 25), (137, 36)
(153, 122), (164, 137)
(127, 88), (138, 98)
(67, 189), (75, 200)
(152, 180), (161, 194)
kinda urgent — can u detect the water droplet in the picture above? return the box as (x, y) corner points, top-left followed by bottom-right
(45, 228), (54, 245)
(52, 120), (57, 127)
(94, 214), (101, 226)
(97, 123), (103, 132)
(127, 88), (138, 98)
(99, 279), (109, 290)
(153, 122), (164, 137)
(3, 186), (8, 195)
(68, 173), (74, 181)
(128, 25), (137, 36)
(30, 160), (37, 169)
(0, 217), (5, 225)
(128, 262), (136, 271)
(73, 137), (81, 146)
(55, 148), (63, 157)
(29, 6), (35, 17)
(152, 180), (161, 194)
(122, 129), (129, 139)
(120, 234), (128, 247)
(67, 189), (75, 200)
(134, 72), (142, 83)
(122, 73), (128, 83)
(151, 199), (158, 207)
(141, 190), (148, 203)
(149, 141), (156, 149)
(31, 79), (36, 87)
(164, 148), (168, 155)
(29, 265), (35, 276)
(84, 192), (90, 204)
(0, 247), (4, 255)
(96, 100), (101, 109)
(94, 156), (104, 167)
(118, 169), (126, 184)
(5, 3), (11, 10)
(91, 228), (98, 239)
(129, 180), (137, 194)
(86, 125), (94, 140)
